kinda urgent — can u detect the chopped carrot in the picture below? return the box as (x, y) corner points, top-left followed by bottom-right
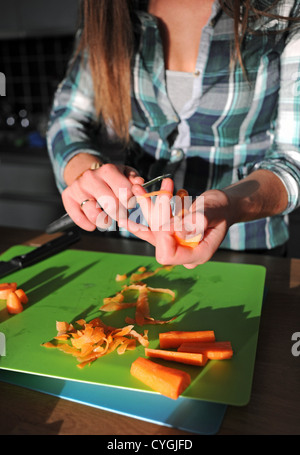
(178, 341), (233, 360)
(145, 347), (208, 367)
(0, 282), (17, 300)
(130, 357), (191, 400)
(6, 291), (23, 314)
(159, 330), (215, 349)
(15, 289), (29, 304)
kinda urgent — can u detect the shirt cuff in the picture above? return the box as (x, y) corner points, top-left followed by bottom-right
(53, 148), (107, 194)
(252, 161), (299, 215)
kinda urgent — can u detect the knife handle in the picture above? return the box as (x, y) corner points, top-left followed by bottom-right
(11, 230), (81, 269)
(46, 213), (75, 234)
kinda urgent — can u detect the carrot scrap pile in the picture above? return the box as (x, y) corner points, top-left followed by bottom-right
(42, 317), (149, 369)
(100, 265), (176, 326)
(0, 282), (29, 314)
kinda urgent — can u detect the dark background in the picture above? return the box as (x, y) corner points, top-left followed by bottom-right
(0, 0), (79, 231)
(0, 0), (299, 257)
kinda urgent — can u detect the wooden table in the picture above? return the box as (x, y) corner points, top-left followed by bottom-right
(0, 226), (300, 436)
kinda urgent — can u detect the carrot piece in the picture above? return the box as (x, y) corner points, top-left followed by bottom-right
(145, 347), (208, 366)
(0, 282), (17, 300)
(173, 232), (202, 248)
(130, 357), (191, 400)
(178, 341), (233, 359)
(6, 291), (23, 314)
(159, 330), (215, 349)
(15, 289), (28, 304)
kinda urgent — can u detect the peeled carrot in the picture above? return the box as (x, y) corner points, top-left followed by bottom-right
(0, 282), (17, 300)
(173, 188), (202, 248)
(178, 341), (233, 360)
(173, 232), (202, 248)
(130, 357), (191, 400)
(6, 291), (23, 314)
(15, 289), (28, 304)
(145, 347), (208, 366)
(159, 330), (215, 349)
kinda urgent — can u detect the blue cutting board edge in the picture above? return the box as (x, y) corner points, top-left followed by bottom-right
(0, 369), (227, 435)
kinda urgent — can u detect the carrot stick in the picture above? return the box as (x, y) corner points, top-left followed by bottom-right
(178, 341), (233, 360)
(6, 291), (23, 314)
(145, 347), (208, 366)
(159, 330), (215, 349)
(130, 357), (191, 400)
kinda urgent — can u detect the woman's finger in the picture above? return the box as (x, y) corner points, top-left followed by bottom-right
(62, 190), (99, 231)
(118, 218), (156, 245)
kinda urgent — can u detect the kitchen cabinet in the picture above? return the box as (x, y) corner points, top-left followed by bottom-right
(0, 0), (80, 39)
(0, 147), (64, 230)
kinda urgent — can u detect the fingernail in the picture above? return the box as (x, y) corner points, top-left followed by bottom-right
(127, 196), (137, 209)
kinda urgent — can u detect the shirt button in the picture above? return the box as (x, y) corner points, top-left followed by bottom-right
(194, 69), (200, 76)
(170, 148), (184, 162)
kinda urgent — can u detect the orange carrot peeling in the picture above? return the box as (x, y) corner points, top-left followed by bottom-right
(137, 190), (173, 199)
(159, 330), (215, 349)
(145, 347), (208, 366)
(130, 357), (191, 400)
(178, 341), (233, 360)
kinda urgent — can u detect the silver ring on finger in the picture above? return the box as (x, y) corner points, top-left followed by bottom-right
(80, 198), (95, 208)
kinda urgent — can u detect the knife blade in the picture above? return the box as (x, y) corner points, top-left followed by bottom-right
(0, 230), (81, 279)
(45, 174), (172, 234)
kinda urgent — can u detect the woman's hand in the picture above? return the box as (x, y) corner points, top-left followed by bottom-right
(62, 162), (144, 231)
(119, 168), (289, 267)
(118, 179), (231, 268)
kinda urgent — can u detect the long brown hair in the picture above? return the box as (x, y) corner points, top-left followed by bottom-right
(78, 0), (134, 143)
(78, 0), (299, 144)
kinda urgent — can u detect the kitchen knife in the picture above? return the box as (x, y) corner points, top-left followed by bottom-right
(45, 174), (172, 234)
(0, 229), (81, 279)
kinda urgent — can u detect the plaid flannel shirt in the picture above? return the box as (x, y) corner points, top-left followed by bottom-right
(47, 0), (300, 251)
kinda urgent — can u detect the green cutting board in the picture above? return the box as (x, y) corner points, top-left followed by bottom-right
(0, 245), (266, 406)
